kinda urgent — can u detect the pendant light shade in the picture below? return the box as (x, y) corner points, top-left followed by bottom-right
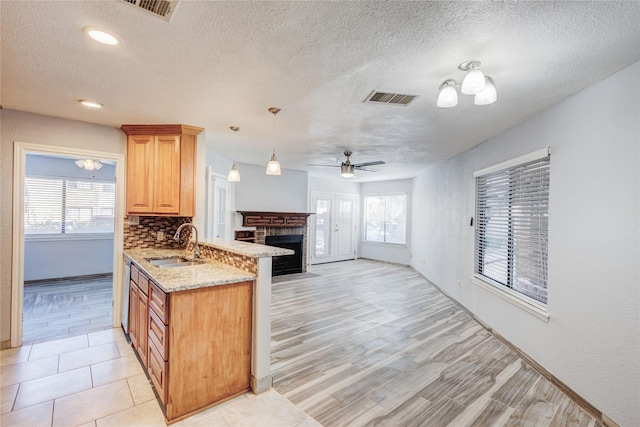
(459, 60), (486, 95)
(227, 162), (240, 182)
(228, 126), (240, 182)
(266, 149), (282, 175)
(437, 80), (458, 108)
(474, 76), (497, 105)
(266, 107), (282, 176)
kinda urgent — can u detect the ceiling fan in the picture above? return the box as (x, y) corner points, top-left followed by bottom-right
(308, 151), (385, 178)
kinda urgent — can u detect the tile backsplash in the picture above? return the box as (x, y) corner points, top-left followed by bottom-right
(123, 216), (192, 250)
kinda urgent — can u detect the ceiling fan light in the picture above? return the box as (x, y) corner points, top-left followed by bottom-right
(341, 164), (355, 178)
(266, 150), (281, 175)
(83, 159), (95, 170)
(437, 81), (458, 108)
(228, 162), (240, 182)
(474, 76), (497, 105)
(461, 68), (486, 95)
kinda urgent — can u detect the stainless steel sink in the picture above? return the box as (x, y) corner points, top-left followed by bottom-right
(146, 256), (204, 268)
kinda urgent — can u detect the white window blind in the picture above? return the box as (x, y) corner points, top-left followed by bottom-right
(24, 177), (115, 234)
(364, 194), (407, 244)
(474, 149), (550, 305)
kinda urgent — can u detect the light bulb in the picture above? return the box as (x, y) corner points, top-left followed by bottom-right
(84, 160), (95, 170)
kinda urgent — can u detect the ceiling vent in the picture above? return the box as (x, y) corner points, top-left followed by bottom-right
(364, 90), (418, 106)
(122, 0), (177, 22)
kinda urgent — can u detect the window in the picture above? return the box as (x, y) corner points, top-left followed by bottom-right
(24, 177), (115, 235)
(364, 194), (407, 244)
(474, 148), (550, 314)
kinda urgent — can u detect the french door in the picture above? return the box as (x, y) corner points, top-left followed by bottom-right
(310, 192), (357, 264)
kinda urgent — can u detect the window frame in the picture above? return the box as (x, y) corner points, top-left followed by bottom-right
(363, 192), (408, 246)
(472, 147), (550, 321)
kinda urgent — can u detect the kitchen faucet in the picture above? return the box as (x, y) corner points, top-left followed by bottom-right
(174, 223), (201, 258)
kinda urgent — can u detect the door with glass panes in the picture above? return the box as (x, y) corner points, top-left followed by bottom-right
(310, 192), (357, 264)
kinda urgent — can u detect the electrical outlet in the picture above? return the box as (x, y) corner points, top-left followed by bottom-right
(157, 231), (164, 241)
(128, 215), (139, 225)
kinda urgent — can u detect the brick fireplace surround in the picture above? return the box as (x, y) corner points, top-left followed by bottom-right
(238, 211), (313, 273)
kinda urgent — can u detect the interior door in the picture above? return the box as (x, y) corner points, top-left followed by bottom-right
(310, 192), (357, 264)
(205, 168), (232, 240)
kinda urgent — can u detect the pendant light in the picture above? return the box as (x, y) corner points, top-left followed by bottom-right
(266, 107), (282, 176)
(227, 126), (240, 182)
(474, 76), (497, 105)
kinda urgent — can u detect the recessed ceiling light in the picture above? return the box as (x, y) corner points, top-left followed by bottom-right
(79, 100), (103, 108)
(83, 27), (120, 45)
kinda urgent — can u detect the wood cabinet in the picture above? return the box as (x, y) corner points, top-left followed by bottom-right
(122, 124), (203, 216)
(129, 263), (253, 423)
(128, 264), (149, 367)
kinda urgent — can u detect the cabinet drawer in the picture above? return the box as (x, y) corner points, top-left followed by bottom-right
(149, 281), (168, 323)
(137, 273), (149, 296)
(148, 343), (168, 405)
(130, 264), (140, 285)
(148, 309), (168, 360)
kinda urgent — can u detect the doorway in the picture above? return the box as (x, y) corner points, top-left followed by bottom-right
(309, 192), (358, 264)
(11, 142), (125, 348)
(205, 167), (233, 240)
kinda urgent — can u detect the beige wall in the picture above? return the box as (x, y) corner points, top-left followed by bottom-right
(0, 109), (126, 347)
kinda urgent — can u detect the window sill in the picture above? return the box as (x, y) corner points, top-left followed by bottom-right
(362, 241), (407, 249)
(472, 274), (550, 322)
(25, 233), (114, 242)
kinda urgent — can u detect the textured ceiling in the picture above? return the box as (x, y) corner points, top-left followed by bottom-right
(2, 1), (640, 181)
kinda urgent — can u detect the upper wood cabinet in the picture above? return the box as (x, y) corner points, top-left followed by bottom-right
(122, 124), (203, 216)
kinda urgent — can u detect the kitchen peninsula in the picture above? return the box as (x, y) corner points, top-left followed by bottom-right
(124, 238), (292, 424)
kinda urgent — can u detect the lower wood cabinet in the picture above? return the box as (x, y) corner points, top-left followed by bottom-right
(129, 263), (253, 423)
(129, 265), (148, 367)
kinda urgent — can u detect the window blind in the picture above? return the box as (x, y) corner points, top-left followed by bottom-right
(474, 151), (550, 305)
(24, 177), (115, 234)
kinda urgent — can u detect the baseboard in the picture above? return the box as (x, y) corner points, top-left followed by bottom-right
(412, 268), (618, 427)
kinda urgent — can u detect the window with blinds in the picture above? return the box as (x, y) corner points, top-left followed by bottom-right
(474, 148), (550, 306)
(24, 177), (115, 235)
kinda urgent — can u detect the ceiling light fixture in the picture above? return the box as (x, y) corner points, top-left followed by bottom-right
(437, 60), (497, 108)
(79, 100), (103, 108)
(75, 159), (103, 171)
(83, 27), (121, 45)
(228, 126), (240, 182)
(341, 163), (355, 178)
(266, 107), (282, 176)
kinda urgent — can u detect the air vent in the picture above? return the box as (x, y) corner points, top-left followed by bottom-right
(365, 90), (418, 106)
(122, 0), (177, 22)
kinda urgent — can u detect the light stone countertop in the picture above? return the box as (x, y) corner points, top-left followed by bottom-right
(124, 248), (256, 293)
(198, 238), (294, 258)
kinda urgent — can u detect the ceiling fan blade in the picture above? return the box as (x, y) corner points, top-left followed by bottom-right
(354, 167), (378, 172)
(353, 160), (385, 167)
(307, 164), (341, 168)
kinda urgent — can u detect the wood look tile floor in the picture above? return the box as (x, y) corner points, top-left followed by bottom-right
(23, 275), (114, 344)
(271, 259), (602, 427)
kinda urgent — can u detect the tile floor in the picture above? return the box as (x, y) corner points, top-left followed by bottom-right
(1, 328), (320, 427)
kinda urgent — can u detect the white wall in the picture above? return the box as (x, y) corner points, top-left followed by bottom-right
(24, 237), (114, 281)
(411, 61), (640, 426)
(0, 109), (127, 347)
(361, 179), (412, 265)
(234, 162), (308, 213)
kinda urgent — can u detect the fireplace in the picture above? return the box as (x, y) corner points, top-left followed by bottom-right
(237, 211), (313, 276)
(265, 234), (303, 276)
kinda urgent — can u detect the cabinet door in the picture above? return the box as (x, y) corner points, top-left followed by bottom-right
(137, 291), (149, 367)
(153, 135), (181, 214)
(129, 284), (139, 350)
(126, 135), (154, 213)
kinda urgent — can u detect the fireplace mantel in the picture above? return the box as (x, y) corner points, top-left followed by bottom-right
(238, 211), (313, 227)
